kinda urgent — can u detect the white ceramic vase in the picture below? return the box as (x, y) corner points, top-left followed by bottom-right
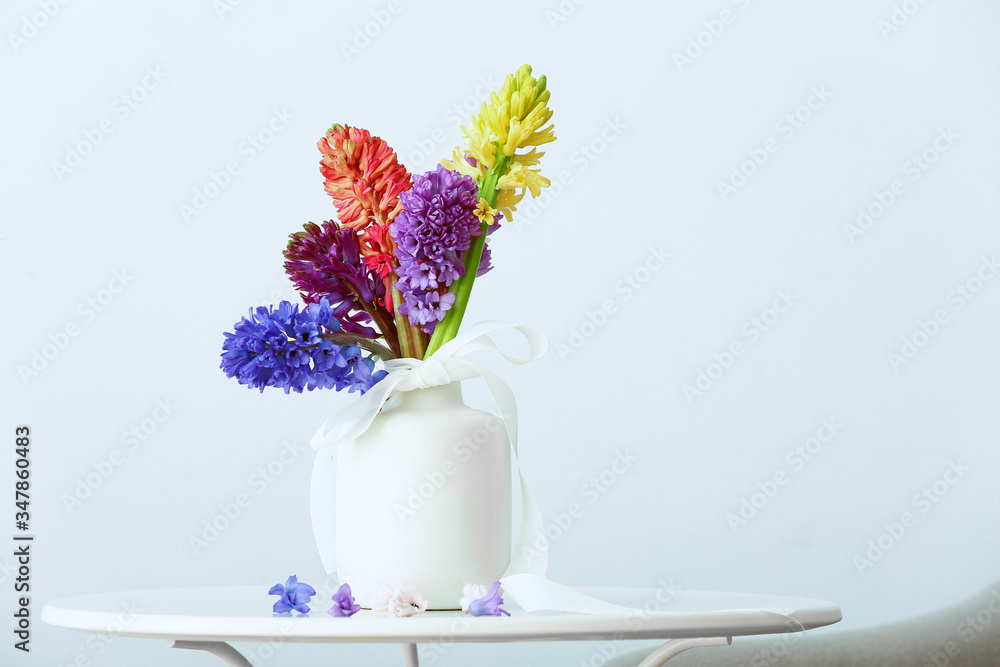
(309, 381), (512, 610)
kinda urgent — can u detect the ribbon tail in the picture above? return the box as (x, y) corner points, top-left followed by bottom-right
(310, 377), (401, 450)
(460, 361), (520, 452)
(500, 574), (635, 615)
(505, 454), (548, 577)
(439, 321), (548, 365)
(458, 360), (546, 578)
(499, 577), (812, 626)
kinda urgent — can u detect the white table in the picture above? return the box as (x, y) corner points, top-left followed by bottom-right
(42, 585), (841, 666)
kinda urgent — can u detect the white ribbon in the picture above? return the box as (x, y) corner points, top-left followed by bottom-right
(310, 321), (550, 579)
(310, 322), (814, 622)
(499, 575), (638, 615)
(499, 574), (807, 628)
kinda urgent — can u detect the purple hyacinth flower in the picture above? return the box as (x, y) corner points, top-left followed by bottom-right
(468, 581), (510, 617)
(398, 289), (456, 331)
(328, 583), (361, 617)
(390, 165), (484, 333)
(268, 575), (317, 614)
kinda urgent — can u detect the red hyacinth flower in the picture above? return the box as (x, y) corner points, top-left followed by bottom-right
(318, 124), (412, 231)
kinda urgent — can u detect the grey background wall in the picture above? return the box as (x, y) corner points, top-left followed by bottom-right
(3, 0), (999, 665)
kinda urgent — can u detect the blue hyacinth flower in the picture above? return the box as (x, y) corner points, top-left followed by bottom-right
(268, 575), (316, 614)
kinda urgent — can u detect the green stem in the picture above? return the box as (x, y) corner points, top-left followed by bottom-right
(391, 279), (428, 359)
(320, 332), (398, 360)
(360, 300), (400, 358)
(424, 148), (510, 358)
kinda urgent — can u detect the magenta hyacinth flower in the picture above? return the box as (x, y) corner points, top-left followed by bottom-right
(283, 220), (386, 338)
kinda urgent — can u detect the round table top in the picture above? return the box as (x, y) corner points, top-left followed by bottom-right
(41, 585), (841, 644)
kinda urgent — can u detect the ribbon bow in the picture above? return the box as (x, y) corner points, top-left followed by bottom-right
(310, 321), (549, 578)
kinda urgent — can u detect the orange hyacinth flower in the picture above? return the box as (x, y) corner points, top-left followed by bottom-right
(318, 125), (412, 231)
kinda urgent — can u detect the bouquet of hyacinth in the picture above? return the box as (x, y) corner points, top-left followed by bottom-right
(221, 65), (555, 394)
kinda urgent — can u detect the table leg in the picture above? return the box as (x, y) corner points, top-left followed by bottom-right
(636, 636), (732, 666)
(168, 639), (253, 667)
(403, 642), (419, 667)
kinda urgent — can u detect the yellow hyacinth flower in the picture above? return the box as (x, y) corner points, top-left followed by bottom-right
(441, 146), (486, 182)
(424, 64), (555, 358)
(474, 198), (500, 226)
(509, 147), (545, 169)
(439, 65), (555, 222)
(463, 64), (555, 166)
(494, 188), (526, 220)
(499, 162), (549, 199)
(442, 66), (553, 171)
